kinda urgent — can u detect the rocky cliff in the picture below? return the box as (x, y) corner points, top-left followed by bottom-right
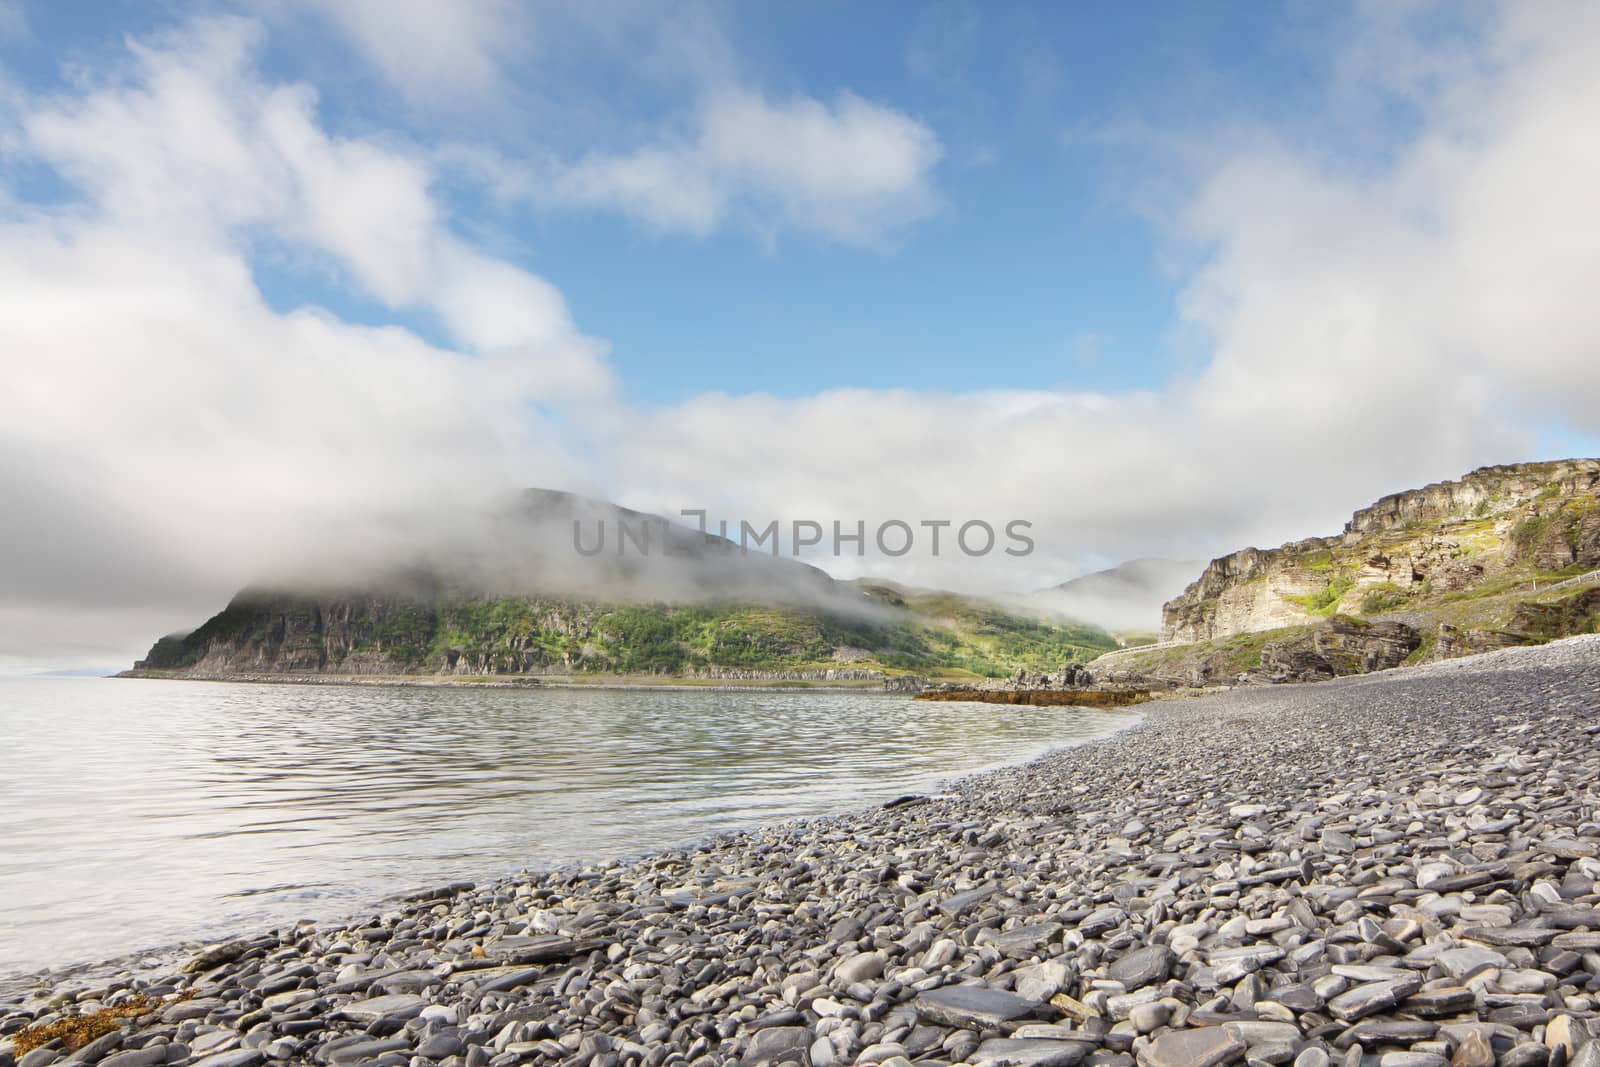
(1161, 459), (1600, 644)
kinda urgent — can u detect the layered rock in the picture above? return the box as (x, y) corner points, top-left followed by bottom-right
(1162, 460), (1600, 644)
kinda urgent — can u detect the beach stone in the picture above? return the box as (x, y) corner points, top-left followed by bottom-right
(748, 1025), (812, 1061)
(1327, 976), (1425, 1021)
(98, 1048), (165, 1067)
(856, 1041), (907, 1063)
(972, 1038), (1092, 1067)
(1109, 946), (1174, 991)
(835, 952), (887, 986)
(333, 994), (426, 1023)
(1136, 1027), (1247, 1067)
(1131, 1002), (1171, 1034)
(1546, 1016), (1584, 1058)
(325, 1037), (410, 1064)
(1380, 1055), (1446, 1067)
(416, 1034), (465, 1059)
(189, 1052), (264, 1067)
(1014, 962), (1071, 1002)
(181, 941), (250, 974)
(940, 885), (1000, 916)
(915, 986), (1039, 1029)
(1437, 949), (1508, 980)
(1450, 1030), (1494, 1067)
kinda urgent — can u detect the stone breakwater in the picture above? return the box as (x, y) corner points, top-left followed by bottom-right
(6, 636), (1600, 1067)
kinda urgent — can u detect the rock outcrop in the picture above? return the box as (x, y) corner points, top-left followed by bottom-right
(1162, 459), (1600, 644)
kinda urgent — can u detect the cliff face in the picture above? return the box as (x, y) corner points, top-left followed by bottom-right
(1161, 459), (1600, 644)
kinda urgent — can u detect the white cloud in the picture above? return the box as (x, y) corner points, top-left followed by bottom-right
(257, 0), (526, 108)
(598, 1), (1600, 591)
(550, 88), (944, 245)
(0, 16), (609, 669)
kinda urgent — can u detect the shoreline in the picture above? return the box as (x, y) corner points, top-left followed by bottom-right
(111, 669), (911, 694)
(9, 635), (1600, 1067)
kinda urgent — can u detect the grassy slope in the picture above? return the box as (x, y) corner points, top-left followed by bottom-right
(142, 586), (1118, 681)
(1111, 486), (1600, 681)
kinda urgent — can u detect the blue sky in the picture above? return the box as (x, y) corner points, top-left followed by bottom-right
(2, 2), (1364, 402)
(2, 0), (1599, 668)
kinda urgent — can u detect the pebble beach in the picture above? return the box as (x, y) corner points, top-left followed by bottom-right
(5, 635), (1600, 1067)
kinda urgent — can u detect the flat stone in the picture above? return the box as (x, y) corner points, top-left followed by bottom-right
(1552, 932), (1600, 950)
(260, 989), (314, 1010)
(470, 966), (543, 993)
(370, 969), (438, 994)
(1327, 975), (1425, 1022)
(417, 1034), (465, 1059)
(1336, 1021), (1438, 1049)
(1222, 1022), (1301, 1047)
(1014, 961), (1071, 1002)
(181, 940), (251, 974)
(162, 998), (221, 1022)
(748, 1026), (812, 1061)
(1380, 1055), (1446, 1067)
(1109, 945), (1174, 991)
(1436, 948), (1508, 980)
(972, 1038), (1091, 1067)
(1136, 1027), (1247, 1067)
(99, 1049), (166, 1067)
(1461, 926), (1556, 947)
(190, 1052), (265, 1067)
(1403, 987), (1475, 1017)
(994, 923), (1065, 957)
(190, 1032), (240, 1056)
(915, 985), (1040, 1029)
(325, 1038), (411, 1064)
(940, 885), (1001, 916)
(332, 994), (427, 1023)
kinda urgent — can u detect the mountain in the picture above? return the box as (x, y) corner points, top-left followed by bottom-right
(1096, 460), (1600, 687)
(127, 491), (1117, 683)
(1031, 558), (1204, 637)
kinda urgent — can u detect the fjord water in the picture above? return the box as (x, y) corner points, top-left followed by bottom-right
(0, 677), (1131, 980)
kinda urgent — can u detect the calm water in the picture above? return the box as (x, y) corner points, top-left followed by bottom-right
(0, 677), (1132, 981)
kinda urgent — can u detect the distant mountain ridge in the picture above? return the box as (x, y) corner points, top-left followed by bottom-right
(128, 490), (1117, 683)
(1032, 558), (1204, 636)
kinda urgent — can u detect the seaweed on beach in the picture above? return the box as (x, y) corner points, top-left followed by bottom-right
(9, 991), (188, 1054)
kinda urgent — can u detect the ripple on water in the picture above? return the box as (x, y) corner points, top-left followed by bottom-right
(0, 677), (1133, 978)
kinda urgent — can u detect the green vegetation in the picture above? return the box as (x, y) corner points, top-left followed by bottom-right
(138, 585), (1118, 680)
(1283, 572), (1354, 616)
(1360, 583), (1410, 615)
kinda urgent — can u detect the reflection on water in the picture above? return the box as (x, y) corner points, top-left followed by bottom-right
(0, 677), (1131, 977)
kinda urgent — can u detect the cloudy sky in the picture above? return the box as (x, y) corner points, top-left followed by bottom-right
(3, 1), (1599, 670)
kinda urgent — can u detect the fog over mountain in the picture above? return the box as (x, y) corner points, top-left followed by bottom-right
(1031, 559), (1205, 636)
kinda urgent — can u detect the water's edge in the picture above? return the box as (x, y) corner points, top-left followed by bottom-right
(0, 679), (1137, 998)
